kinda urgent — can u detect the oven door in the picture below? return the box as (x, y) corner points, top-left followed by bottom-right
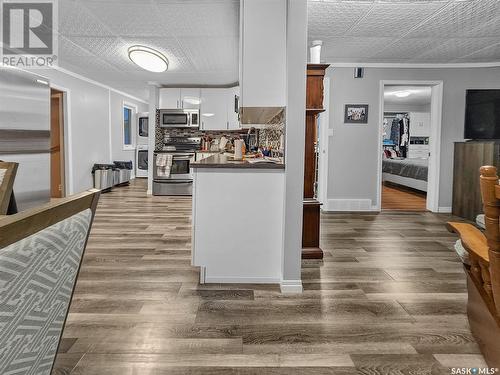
(153, 153), (194, 180)
(137, 149), (148, 171)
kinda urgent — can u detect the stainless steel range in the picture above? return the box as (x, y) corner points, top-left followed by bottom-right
(153, 137), (201, 196)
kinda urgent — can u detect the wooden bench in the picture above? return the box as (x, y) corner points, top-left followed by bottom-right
(447, 165), (500, 367)
(0, 189), (100, 374)
(0, 161), (18, 215)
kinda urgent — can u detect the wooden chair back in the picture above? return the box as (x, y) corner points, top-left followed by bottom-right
(0, 189), (100, 375)
(479, 165), (500, 315)
(0, 161), (18, 215)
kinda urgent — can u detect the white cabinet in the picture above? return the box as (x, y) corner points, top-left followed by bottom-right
(240, 0), (286, 107)
(180, 88), (201, 110)
(227, 86), (240, 130)
(408, 144), (429, 159)
(159, 88), (181, 109)
(159, 87), (240, 130)
(200, 88), (229, 131)
(410, 112), (431, 137)
(160, 88), (201, 109)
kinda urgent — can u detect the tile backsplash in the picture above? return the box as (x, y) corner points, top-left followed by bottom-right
(154, 109), (285, 154)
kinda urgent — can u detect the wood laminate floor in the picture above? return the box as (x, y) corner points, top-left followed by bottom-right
(381, 183), (427, 211)
(52, 179), (486, 374)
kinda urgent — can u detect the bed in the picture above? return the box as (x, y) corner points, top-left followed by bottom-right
(382, 158), (428, 192)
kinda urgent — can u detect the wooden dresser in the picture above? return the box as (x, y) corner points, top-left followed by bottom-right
(302, 64), (329, 259)
(453, 141), (500, 221)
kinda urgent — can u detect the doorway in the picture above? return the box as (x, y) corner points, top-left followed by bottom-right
(50, 88), (65, 198)
(377, 81), (443, 212)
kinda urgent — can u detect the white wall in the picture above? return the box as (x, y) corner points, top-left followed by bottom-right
(281, 0), (307, 292)
(326, 66), (500, 210)
(110, 91), (148, 177)
(384, 103), (430, 113)
(37, 68), (147, 194)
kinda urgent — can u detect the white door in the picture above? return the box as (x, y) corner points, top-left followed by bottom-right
(159, 88), (181, 109)
(180, 88), (201, 109)
(200, 88), (228, 130)
(227, 86), (240, 130)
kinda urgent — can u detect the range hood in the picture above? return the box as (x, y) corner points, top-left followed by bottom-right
(239, 106), (285, 128)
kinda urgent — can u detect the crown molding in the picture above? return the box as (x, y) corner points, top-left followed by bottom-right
(323, 61), (500, 69)
(51, 66), (148, 104)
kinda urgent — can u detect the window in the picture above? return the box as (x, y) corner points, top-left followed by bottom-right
(123, 106), (133, 149)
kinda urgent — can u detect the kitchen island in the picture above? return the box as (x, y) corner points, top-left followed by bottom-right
(191, 154), (286, 284)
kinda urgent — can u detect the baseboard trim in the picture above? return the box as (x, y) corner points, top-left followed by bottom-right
(438, 206), (452, 213)
(280, 280), (303, 293)
(204, 276), (281, 284)
(324, 199), (376, 212)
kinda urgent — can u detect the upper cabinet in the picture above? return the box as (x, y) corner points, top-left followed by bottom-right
(159, 88), (201, 110)
(240, 0), (286, 108)
(200, 88), (228, 131)
(227, 86), (240, 130)
(180, 88), (201, 110)
(159, 87), (241, 130)
(159, 88), (181, 109)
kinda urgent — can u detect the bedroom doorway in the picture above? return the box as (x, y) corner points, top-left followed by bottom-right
(378, 81), (443, 212)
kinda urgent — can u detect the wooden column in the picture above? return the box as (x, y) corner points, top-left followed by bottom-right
(302, 63), (329, 259)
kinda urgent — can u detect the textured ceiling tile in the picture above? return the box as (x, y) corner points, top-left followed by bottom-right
(467, 15), (500, 37)
(59, 0), (114, 37)
(79, 1), (170, 37)
(454, 42), (500, 61)
(177, 37), (239, 72)
(309, 0), (500, 64)
(308, 0), (375, 38)
(370, 38), (446, 60)
(154, 1), (239, 37)
(346, 1), (446, 37)
(321, 37), (394, 59)
(411, 37), (500, 62)
(404, 0), (500, 38)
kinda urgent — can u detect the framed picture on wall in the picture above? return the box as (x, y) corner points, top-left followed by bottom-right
(344, 104), (369, 124)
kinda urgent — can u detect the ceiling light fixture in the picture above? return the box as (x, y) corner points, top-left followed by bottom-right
(393, 90), (412, 98)
(202, 113), (215, 117)
(128, 45), (168, 73)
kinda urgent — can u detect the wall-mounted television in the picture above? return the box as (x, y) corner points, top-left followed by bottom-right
(464, 89), (500, 140)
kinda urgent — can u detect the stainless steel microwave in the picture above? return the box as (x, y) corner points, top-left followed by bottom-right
(159, 109), (199, 129)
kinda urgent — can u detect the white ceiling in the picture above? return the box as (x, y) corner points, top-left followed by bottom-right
(308, 0), (500, 64)
(57, 0), (240, 100)
(56, 0), (500, 101)
(384, 85), (432, 106)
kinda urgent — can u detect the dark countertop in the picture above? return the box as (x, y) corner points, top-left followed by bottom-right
(191, 153), (285, 170)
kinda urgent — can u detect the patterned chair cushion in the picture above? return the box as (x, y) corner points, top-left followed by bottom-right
(0, 168), (5, 185)
(0, 209), (92, 375)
